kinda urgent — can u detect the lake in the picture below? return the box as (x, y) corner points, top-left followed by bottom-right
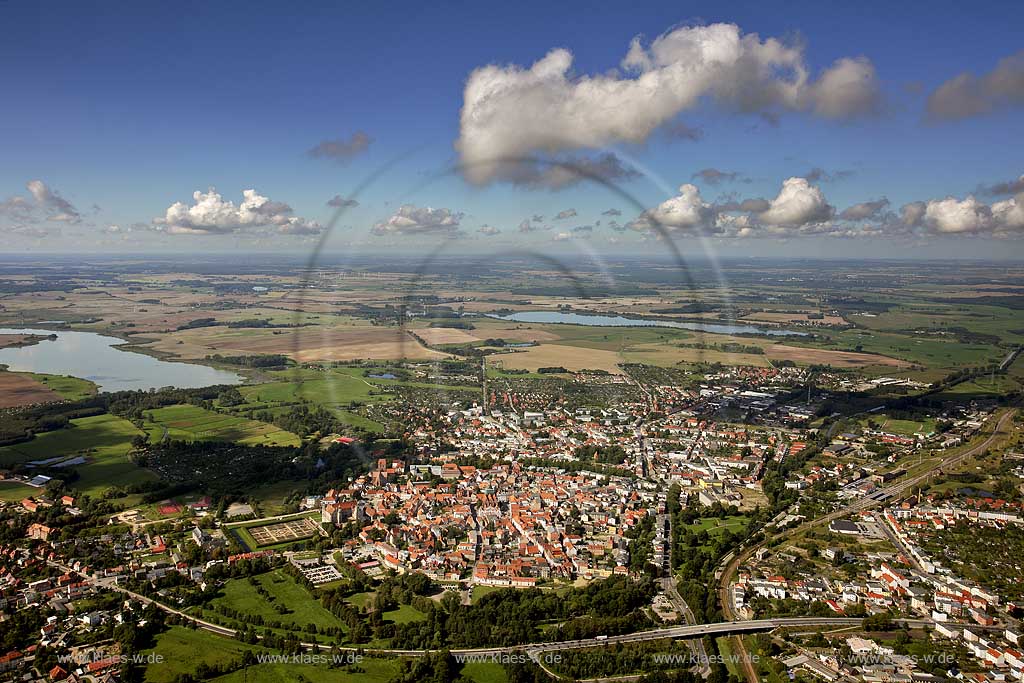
(490, 311), (807, 336)
(0, 328), (242, 392)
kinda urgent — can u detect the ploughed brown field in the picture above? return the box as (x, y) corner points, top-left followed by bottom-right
(0, 373), (60, 408)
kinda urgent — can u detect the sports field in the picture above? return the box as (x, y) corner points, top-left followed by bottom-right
(858, 413), (937, 436)
(143, 404), (300, 446)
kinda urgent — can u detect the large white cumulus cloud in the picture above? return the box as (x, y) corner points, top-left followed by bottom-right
(156, 188), (322, 236)
(759, 177), (834, 226)
(900, 190), (1024, 236)
(992, 194), (1024, 231)
(922, 196), (992, 234)
(627, 176), (834, 238)
(628, 183), (714, 233)
(457, 23), (880, 184)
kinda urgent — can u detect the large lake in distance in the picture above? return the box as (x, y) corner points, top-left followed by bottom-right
(490, 311), (808, 336)
(0, 328), (241, 392)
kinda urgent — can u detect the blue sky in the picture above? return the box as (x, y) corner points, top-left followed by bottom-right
(2, 0), (1023, 258)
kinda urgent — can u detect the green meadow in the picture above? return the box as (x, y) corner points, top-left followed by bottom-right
(0, 413), (155, 498)
(143, 404), (301, 446)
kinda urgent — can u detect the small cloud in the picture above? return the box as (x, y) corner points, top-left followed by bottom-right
(692, 168), (744, 186)
(1, 180), (81, 224)
(802, 167), (854, 183)
(927, 51), (1024, 121)
(307, 132), (373, 163)
(478, 225), (501, 236)
(839, 198), (890, 221)
(663, 121), (704, 141)
(980, 174), (1024, 196)
(327, 195), (360, 208)
(602, 208), (621, 216)
(555, 208), (577, 220)
(371, 204), (463, 236)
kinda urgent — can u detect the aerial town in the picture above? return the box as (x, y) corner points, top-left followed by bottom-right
(2, 2), (1024, 680)
(2, 296), (1022, 683)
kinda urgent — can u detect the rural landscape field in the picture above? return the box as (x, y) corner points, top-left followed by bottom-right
(3, 2), (1024, 683)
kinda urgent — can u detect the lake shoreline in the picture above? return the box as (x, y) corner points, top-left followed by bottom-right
(0, 327), (242, 393)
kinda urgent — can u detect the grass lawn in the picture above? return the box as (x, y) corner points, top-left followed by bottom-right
(345, 591), (375, 609)
(460, 662), (510, 683)
(209, 569), (347, 631)
(141, 626), (268, 683)
(471, 585), (503, 602)
(143, 404), (300, 446)
(382, 603), (427, 624)
(142, 626), (402, 683)
(932, 374), (1021, 400)
(686, 515), (749, 537)
(0, 480), (33, 501)
(0, 413), (156, 497)
(330, 408), (386, 432)
(717, 637), (743, 680)
(24, 372), (97, 400)
(210, 657), (399, 683)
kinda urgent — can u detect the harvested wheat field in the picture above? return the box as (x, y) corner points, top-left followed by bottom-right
(139, 325), (449, 362)
(491, 344), (623, 374)
(412, 327), (480, 345)
(742, 312), (847, 326)
(765, 345), (910, 368)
